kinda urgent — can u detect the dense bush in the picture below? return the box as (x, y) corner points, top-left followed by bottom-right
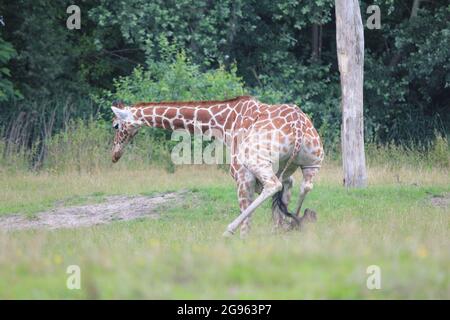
(95, 51), (245, 112)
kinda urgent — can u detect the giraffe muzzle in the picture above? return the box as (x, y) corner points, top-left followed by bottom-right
(112, 146), (123, 163)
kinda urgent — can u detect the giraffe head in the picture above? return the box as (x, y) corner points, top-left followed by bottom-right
(111, 102), (143, 163)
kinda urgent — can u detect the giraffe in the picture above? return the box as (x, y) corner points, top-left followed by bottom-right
(110, 96), (324, 237)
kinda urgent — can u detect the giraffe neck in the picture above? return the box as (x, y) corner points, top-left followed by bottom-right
(131, 96), (257, 136)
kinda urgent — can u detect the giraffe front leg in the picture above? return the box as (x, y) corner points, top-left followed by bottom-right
(223, 167), (283, 237)
(223, 181), (282, 237)
(226, 163), (256, 238)
(237, 180), (256, 239)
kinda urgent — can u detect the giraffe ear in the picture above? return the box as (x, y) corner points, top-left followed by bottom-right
(111, 106), (133, 121)
(112, 100), (126, 109)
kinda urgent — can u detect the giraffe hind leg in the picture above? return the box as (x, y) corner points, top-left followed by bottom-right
(294, 167), (319, 220)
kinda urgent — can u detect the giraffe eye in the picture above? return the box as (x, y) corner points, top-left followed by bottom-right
(113, 122), (119, 130)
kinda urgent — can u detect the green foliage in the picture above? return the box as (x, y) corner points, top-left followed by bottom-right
(44, 118), (175, 173)
(0, 138), (34, 172)
(363, 2), (450, 144)
(96, 51), (245, 109)
(90, 0), (247, 67)
(0, 0), (140, 102)
(364, 134), (450, 169)
(0, 0), (449, 163)
(0, 37), (19, 101)
(45, 119), (111, 173)
(428, 134), (450, 168)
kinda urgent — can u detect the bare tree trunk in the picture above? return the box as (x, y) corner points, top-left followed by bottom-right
(335, 0), (367, 187)
(312, 24), (319, 60)
(410, 0), (421, 20)
(311, 24), (323, 61)
(34, 107), (56, 170)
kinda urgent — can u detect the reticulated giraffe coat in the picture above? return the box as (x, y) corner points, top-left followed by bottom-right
(110, 96), (323, 237)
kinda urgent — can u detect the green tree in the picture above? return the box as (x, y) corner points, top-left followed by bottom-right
(0, 36), (18, 101)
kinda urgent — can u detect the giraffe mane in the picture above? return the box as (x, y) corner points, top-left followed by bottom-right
(132, 95), (255, 108)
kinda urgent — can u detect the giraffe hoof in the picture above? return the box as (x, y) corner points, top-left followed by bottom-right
(303, 208), (317, 223)
(222, 230), (234, 238)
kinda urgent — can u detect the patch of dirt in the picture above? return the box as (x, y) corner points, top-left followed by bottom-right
(0, 191), (189, 231)
(429, 193), (450, 209)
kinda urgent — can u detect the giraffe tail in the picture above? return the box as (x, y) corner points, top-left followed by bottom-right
(271, 186), (300, 226)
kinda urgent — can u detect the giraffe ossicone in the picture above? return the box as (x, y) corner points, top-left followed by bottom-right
(110, 96), (324, 237)
(111, 106), (133, 122)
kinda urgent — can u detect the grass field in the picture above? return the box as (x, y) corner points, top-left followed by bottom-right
(0, 164), (449, 299)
